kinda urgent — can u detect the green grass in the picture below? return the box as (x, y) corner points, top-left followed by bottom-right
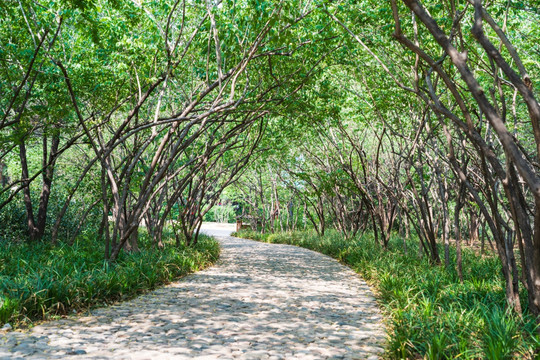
(234, 229), (540, 359)
(0, 231), (219, 328)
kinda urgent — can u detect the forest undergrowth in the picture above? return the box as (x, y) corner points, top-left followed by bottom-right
(0, 231), (219, 329)
(234, 229), (540, 359)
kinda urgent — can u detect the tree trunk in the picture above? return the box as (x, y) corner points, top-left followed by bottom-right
(19, 142), (39, 241)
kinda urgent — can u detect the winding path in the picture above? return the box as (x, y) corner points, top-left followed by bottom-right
(0, 223), (385, 359)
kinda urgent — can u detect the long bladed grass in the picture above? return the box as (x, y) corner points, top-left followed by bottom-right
(0, 232), (219, 328)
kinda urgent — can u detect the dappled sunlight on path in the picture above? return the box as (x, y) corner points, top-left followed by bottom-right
(0, 223), (385, 359)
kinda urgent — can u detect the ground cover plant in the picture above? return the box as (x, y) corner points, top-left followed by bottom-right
(0, 232), (219, 328)
(235, 229), (540, 359)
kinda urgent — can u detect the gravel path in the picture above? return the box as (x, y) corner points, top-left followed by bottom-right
(0, 223), (386, 359)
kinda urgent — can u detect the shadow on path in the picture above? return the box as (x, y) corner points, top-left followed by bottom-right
(0, 223), (385, 360)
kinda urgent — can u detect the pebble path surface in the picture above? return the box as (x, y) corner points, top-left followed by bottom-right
(0, 223), (386, 359)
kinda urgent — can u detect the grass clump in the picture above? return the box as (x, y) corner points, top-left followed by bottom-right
(0, 232), (219, 328)
(234, 229), (540, 359)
